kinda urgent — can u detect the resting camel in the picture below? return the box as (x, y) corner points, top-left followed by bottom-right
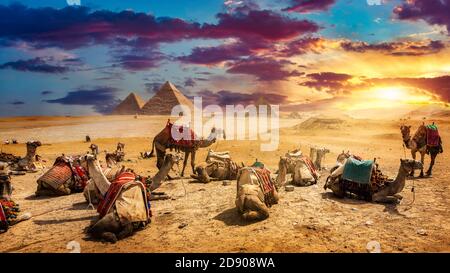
(235, 166), (280, 221)
(324, 158), (423, 203)
(1, 173), (31, 232)
(400, 125), (442, 177)
(86, 153), (182, 243)
(190, 150), (241, 183)
(309, 147), (330, 170)
(276, 150), (319, 186)
(0, 141), (42, 172)
(149, 123), (223, 177)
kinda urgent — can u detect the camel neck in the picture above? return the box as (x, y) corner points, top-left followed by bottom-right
(151, 160), (174, 191)
(276, 163), (287, 187)
(391, 164), (407, 193)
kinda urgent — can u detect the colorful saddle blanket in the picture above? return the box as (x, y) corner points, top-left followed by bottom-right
(426, 124), (440, 147)
(165, 121), (197, 148)
(0, 199), (20, 232)
(97, 172), (151, 224)
(342, 157), (374, 185)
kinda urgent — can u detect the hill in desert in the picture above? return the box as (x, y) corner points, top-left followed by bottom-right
(404, 104), (450, 120)
(111, 92), (145, 115)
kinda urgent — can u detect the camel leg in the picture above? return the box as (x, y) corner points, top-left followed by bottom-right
(241, 195), (270, 220)
(419, 151), (425, 177)
(116, 223), (134, 240)
(89, 213), (121, 243)
(372, 189), (400, 204)
(426, 152), (437, 176)
(181, 151), (189, 177)
(410, 150), (416, 177)
(190, 151), (196, 175)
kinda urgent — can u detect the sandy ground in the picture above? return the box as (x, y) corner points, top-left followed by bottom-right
(0, 115), (449, 253)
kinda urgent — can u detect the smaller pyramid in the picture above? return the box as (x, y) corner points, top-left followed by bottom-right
(112, 92), (145, 115)
(140, 81), (194, 115)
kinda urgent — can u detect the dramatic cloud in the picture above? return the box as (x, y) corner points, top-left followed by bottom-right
(45, 86), (120, 114)
(226, 57), (303, 81)
(184, 78), (196, 87)
(144, 82), (163, 94)
(114, 51), (166, 71)
(41, 91), (53, 95)
(394, 0), (450, 33)
(178, 42), (255, 65)
(9, 101), (25, 105)
(0, 4), (318, 50)
(368, 76), (450, 102)
(283, 0), (336, 13)
(301, 72), (354, 94)
(340, 40), (446, 56)
(197, 89), (288, 106)
(277, 37), (325, 57)
(0, 57), (70, 73)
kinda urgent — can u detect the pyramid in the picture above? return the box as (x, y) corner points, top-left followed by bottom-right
(112, 92), (145, 115)
(140, 81), (194, 115)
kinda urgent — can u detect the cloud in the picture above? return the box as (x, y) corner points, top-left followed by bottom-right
(144, 82), (163, 94)
(9, 100), (25, 105)
(283, 0), (336, 13)
(0, 4), (318, 50)
(197, 89), (288, 105)
(340, 40), (446, 56)
(277, 37), (325, 57)
(226, 56), (303, 81)
(184, 78), (196, 87)
(0, 57), (70, 73)
(394, 0), (450, 34)
(41, 91), (53, 95)
(300, 72), (354, 94)
(113, 50), (166, 71)
(178, 42), (255, 65)
(45, 86), (120, 114)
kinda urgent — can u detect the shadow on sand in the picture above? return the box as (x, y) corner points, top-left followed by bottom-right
(213, 208), (261, 227)
(320, 192), (407, 217)
(33, 215), (94, 226)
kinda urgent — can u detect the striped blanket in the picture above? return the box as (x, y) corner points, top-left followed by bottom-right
(252, 168), (276, 207)
(426, 124), (440, 147)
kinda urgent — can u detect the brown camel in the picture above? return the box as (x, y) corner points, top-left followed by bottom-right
(149, 122), (222, 177)
(325, 158), (423, 203)
(400, 124), (442, 177)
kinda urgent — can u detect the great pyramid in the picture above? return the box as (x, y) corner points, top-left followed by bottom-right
(140, 81), (194, 115)
(111, 92), (145, 115)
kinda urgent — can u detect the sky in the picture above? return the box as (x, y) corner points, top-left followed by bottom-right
(0, 0), (449, 117)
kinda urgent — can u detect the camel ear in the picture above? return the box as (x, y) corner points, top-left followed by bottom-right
(408, 125), (411, 129)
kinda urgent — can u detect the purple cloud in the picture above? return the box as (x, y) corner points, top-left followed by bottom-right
(341, 40), (445, 56)
(394, 0), (450, 34)
(197, 89), (288, 106)
(226, 57), (303, 81)
(45, 86), (120, 114)
(283, 0), (336, 13)
(0, 57), (70, 73)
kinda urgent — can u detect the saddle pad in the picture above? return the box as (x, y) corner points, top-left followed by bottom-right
(342, 157), (374, 185)
(166, 121), (197, 148)
(426, 124), (440, 147)
(37, 161), (72, 190)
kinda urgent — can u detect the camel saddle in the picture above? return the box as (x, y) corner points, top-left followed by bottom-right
(36, 156), (89, 195)
(165, 121), (197, 148)
(426, 124), (440, 147)
(97, 172), (151, 225)
(342, 157), (374, 185)
(249, 167), (276, 207)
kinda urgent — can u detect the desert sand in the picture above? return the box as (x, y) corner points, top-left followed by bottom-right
(0, 114), (449, 253)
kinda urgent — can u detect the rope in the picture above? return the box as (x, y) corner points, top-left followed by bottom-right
(402, 142), (416, 208)
(86, 182), (95, 210)
(176, 162), (187, 198)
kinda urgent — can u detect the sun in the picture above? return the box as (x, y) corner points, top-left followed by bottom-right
(376, 87), (405, 101)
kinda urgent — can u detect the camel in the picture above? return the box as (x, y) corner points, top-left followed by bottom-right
(86, 153), (182, 243)
(85, 135), (91, 143)
(235, 166), (279, 221)
(105, 143), (126, 167)
(400, 124), (442, 177)
(309, 147), (330, 170)
(324, 158), (423, 203)
(277, 150), (319, 186)
(149, 122), (223, 177)
(190, 150), (241, 183)
(89, 144), (99, 155)
(0, 141), (42, 172)
(1, 172), (31, 232)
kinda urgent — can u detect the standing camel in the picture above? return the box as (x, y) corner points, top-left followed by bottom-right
(149, 121), (223, 177)
(400, 124), (442, 177)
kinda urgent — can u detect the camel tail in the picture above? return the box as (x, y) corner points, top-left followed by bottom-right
(149, 138), (156, 157)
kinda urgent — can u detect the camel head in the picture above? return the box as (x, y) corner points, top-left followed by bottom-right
(400, 158), (423, 173)
(400, 125), (411, 140)
(317, 147), (330, 156)
(27, 140), (42, 149)
(336, 150), (351, 164)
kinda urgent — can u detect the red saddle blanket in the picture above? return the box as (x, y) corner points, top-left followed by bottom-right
(165, 121), (197, 148)
(97, 172), (151, 221)
(426, 125), (440, 147)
